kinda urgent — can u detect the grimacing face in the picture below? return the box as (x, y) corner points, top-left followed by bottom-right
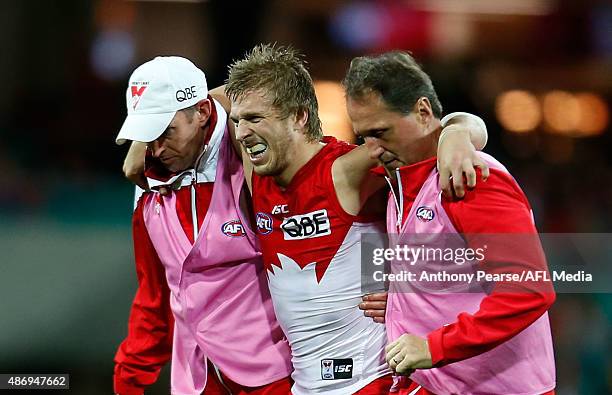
(347, 91), (434, 175)
(148, 108), (205, 173)
(230, 90), (296, 178)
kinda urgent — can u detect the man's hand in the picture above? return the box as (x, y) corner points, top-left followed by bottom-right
(437, 125), (489, 199)
(359, 292), (387, 323)
(385, 333), (433, 375)
(123, 141), (148, 190)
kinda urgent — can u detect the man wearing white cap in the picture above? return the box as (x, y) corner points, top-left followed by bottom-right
(113, 56), (293, 395)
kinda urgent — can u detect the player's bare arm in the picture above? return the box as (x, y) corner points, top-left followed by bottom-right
(437, 112), (490, 198)
(213, 84), (260, 192)
(123, 141), (148, 190)
(209, 85), (231, 114)
(228, 114), (254, 192)
(331, 144), (385, 216)
(210, 84), (246, 166)
(210, 84), (247, 165)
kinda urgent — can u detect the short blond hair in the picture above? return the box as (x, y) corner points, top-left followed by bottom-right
(225, 44), (322, 142)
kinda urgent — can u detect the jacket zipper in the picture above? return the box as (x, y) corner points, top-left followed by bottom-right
(385, 168), (404, 233)
(191, 170), (198, 242)
(190, 143), (209, 243)
(212, 362), (233, 394)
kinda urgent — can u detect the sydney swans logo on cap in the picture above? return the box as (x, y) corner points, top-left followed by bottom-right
(130, 82), (149, 110)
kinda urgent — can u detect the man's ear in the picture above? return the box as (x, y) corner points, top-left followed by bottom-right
(294, 108), (309, 131)
(414, 97), (434, 126)
(195, 99), (212, 126)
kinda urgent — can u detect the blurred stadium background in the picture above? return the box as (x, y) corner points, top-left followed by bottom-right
(1, 0), (610, 394)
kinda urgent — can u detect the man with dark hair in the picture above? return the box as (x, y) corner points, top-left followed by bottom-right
(344, 51), (444, 118)
(345, 51), (556, 395)
(225, 44), (489, 394)
(343, 51), (488, 197)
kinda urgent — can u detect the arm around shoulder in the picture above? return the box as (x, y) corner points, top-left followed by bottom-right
(437, 112), (490, 198)
(332, 144), (385, 216)
(440, 112), (487, 150)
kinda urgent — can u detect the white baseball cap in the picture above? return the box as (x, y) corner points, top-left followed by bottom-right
(115, 56), (208, 145)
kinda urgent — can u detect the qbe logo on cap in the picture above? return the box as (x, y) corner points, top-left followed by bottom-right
(320, 358), (353, 380)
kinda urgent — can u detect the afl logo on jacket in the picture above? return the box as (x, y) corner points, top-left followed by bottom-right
(221, 220), (246, 237)
(416, 206), (435, 222)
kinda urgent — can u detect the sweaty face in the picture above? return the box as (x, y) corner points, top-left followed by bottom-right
(230, 90), (294, 178)
(347, 91), (432, 175)
(148, 109), (203, 173)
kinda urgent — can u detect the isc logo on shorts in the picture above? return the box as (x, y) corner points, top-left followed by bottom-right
(321, 358), (353, 380)
(416, 206), (435, 222)
(221, 220), (246, 237)
(281, 209), (331, 240)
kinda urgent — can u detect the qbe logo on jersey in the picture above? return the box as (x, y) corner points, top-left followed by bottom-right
(281, 209), (331, 240)
(321, 358), (353, 380)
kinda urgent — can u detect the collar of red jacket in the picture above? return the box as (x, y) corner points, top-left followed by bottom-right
(371, 156), (437, 201)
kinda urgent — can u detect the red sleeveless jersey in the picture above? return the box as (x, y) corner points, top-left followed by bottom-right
(251, 137), (389, 394)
